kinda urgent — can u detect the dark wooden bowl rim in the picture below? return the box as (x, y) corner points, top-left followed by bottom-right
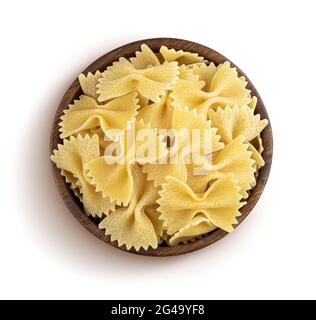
(50, 38), (273, 256)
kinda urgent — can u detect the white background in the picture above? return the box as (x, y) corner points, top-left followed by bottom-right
(1, 0), (315, 300)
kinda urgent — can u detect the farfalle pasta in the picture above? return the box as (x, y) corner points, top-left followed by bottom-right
(158, 175), (243, 234)
(136, 93), (173, 129)
(130, 44), (160, 69)
(59, 92), (139, 138)
(51, 135), (115, 217)
(99, 165), (163, 251)
(169, 215), (217, 247)
(78, 71), (103, 99)
(160, 46), (204, 65)
(51, 43), (269, 251)
(170, 62), (251, 115)
(208, 104), (268, 168)
(84, 119), (167, 205)
(187, 136), (256, 197)
(97, 57), (179, 103)
(142, 105), (223, 187)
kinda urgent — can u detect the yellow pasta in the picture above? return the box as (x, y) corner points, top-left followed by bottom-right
(75, 127), (111, 154)
(130, 44), (160, 69)
(192, 62), (217, 91)
(85, 157), (133, 206)
(99, 165), (162, 251)
(61, 169), (80, 191)
(142, 105), (223, 187)
(142, 161), (188, 188)
(187, 136), (256, 198)
(171, 62), (251, 114)
(59, 92), (139, 139)
(84, 120), (167, 205)
(78, 71), (103, 99)
(248, 142), (265, 169)
(97, 57), (179, 103)
(60, 169), (83, 201)
(208, 104), (268, 167)
(169, 215), (217, 246)
(178, 65), (200, 82)
(208, 105), (268, 144)
(248, 96), (258, 110)
(136, 93), (173, 129)
(51, 43), (269, 251)
(251, 134), (264, 154)
(51, 135), (115, 217)
(208, 62), (251, 106)
(158, 174), (243, 235)
(160, 45), (204, 65)
(172, 104), (224, 155)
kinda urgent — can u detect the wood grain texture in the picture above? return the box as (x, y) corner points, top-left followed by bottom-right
(50, 38), (273, 257)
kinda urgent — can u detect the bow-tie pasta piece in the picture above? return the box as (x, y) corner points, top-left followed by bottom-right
(59, 92), (139, 139)
(249, 135), (265, 169)
(51, 134), (115, 217)
(116, 119), (167, 165)
(208, 105), (268, 144)
(142, 161), (188, 188)
(170, 78), (207, 114)
(208, 104), (268, 167)
(160, 46), (204, 65)
(145, 204), (163, 240)
(75, 127), (112, 154)
(97, 57), (179, 103)
(78, 71), (103, 99)
(253, 133), (264, 151)
(136, 93), (173, 129)
(172, 104), (224, 155)
(249, 143), (265, 170)
(99, 165), (162, 251)
(84, 120), (167, 205)
(136, 67), (202, 130)
(158, 175), (243, 235)
(169, 215), (217, 246)
(61, 169), (80, 191)
(208, 62), (251, 107)
(61, 169), (83, 201)
(171, 62), (251, 114)
(178, 65), (200, 82)
(130, 44), (160, 69)
(238, 77), (258, 110)
(187, 136), (256, 197)
(248, 96), (258, 110)
(85, 157), (134, 206)
(170, 78), (211, 115)
(192, 62), (217, 91)
(142, 105), (223, 188)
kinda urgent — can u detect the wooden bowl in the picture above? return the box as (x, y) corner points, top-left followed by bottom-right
(50, 38), (273, 256)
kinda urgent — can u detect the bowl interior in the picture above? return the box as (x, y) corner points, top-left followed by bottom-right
(50, 38), (273, 256)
